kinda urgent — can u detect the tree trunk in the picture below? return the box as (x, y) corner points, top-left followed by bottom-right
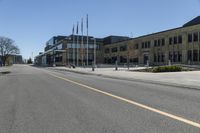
(2, 56), (7, 66)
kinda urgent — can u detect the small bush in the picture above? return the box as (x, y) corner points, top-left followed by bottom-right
(152, 65), (182, 73)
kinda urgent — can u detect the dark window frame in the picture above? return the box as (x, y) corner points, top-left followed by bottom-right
(135, 43), (139, 49)
(178, 35), (182, 44)
(104, 48), (110, 53)
(174, 36), (177, 44)
(154, 40), (157, 47)
(119, 45), (127, 51)
(142, 42), (145, 48)
(158, 40), (160, 46)
(162, 39), (165, 46)
(188, 34), (192, 43)
(169, 37), (173, 45)
(111, 47), (118, 53)
(147, 41), (150, 48)
(193, 32), (198, 42)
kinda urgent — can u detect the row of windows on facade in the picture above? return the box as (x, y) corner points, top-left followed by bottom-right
(103, 50), (200, 64)
(104, 32), (200, 54)
(139, 36), (182, 49)
(188, 32), (200, 43)
(104, 57), (138, 64)
(140, 32), (200, 49)
(68, 53), (94, 60)
(104, 45), (127, 53)
(154, 52), (182, 63)
(54, 54), (95, 62)
(67, 44), (100, 49)
(154, 50), (200, 63)
(188, 50), (200, 61)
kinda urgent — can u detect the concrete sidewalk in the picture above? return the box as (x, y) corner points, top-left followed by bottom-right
(48, 66), (200, 90)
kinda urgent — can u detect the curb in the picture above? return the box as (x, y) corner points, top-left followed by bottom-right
(48, 68), (200, 91)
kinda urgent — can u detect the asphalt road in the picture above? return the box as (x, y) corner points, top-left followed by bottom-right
(0, 65), (200, 133)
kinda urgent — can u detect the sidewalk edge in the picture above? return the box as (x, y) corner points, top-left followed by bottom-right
(48, 68), (200, 91)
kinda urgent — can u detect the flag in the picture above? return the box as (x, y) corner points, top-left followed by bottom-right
(81, 18), (83, 34)
(72, 24), (74, 35)
(86, 14), (88, 29)
(76, 22), (79, 35)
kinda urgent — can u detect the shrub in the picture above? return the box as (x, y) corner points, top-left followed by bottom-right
(152, 65), (182, 73)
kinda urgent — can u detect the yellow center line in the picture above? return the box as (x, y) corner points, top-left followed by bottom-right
(46, 70), (200, 129)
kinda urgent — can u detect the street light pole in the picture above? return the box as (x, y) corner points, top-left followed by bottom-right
(73, 35), (75, 66)
(91, 38), (96, 71)
(76, 35), (79, 66)
(94, 38), (96, 66)
(86, 14), (89, 66)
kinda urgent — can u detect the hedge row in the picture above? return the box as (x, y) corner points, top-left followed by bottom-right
(152, 65), (182, 73)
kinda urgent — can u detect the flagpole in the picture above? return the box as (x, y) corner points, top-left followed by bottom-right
(76, 21), (79, 66)
(86, 14), (89, 66)
(72, 25), (75, 66)
(81, 18), (84, 67)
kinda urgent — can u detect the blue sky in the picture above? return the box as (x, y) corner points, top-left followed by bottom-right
(0, 0), (200, 59)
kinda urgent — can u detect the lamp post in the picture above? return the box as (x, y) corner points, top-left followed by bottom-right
(91, 38), (96, 66)
(91, 38), (96, 71)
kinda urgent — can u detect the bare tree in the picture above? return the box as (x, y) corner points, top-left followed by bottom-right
(0, 36), (20, 66)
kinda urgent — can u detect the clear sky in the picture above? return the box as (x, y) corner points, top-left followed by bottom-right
(0, 0), (200, 59)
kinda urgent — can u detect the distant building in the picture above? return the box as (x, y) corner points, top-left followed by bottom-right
(35, 35), (103, 66)
(35, 16), (200, 66)
(103, 16), (200, 66)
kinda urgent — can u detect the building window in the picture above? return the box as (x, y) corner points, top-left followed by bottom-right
(55, 56), (62, 62)
(148, 41), (151, 48)
(130, 58), (138, 63)
(154, 54), (157, 62)
(96, 44), (100, 50)
(178, 51), (182, 62)
(174, 52), (177, 62)
(161, 39), (165, 46)
(188, 34), (192, 43)
(169, 37), (173, 45)
(158, 54), (160, 62)
(142, 42), (145, 48)
(104, 48), (110, 53)
(178, 35), (182, 44)
(135, 43), (139, 49)
(88, 53), (93, 60)
(193, 32), (198, 42)
(120, 45), (127, 51)
(120, 56), (127, 63)
(173, 36), (177, 44)
(111, 56), (117, 63)
(158, 40), (160, 46)
(111, 47), (118, 53)
(161, 54), (165, 62)
(193, 50), (198, 61)
(145, 42), (147, 48)
(169, 52), (173, 61)
(154, 40), (157, 47)
(188, 50), (192, 61)
(199, 32), (200, 42)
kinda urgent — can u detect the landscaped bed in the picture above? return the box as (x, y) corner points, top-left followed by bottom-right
(0, 71), (11, 75)
(132, 65), (194, 73)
